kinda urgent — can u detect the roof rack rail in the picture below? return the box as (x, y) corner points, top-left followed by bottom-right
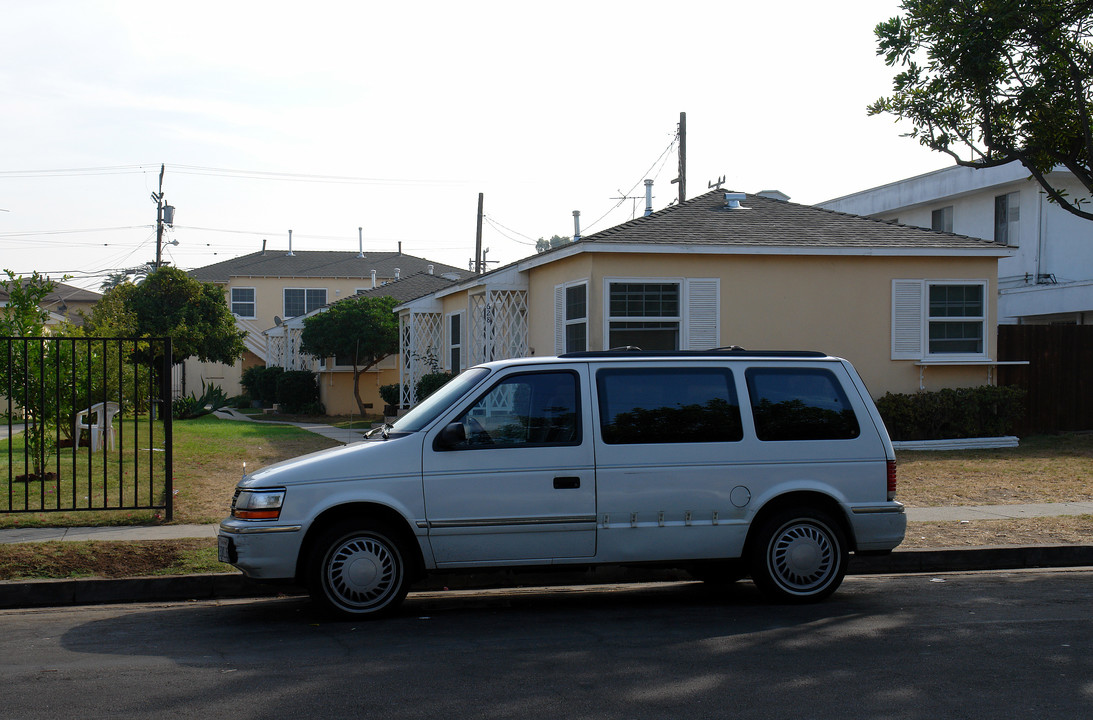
(559, 349), (828, 359)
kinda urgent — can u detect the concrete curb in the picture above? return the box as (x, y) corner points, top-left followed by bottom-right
(3, 545), (1092, 610)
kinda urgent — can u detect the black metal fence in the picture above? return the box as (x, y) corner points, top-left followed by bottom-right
(2, 336), (173, 519)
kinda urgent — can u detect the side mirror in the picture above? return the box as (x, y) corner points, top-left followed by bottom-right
(435, 422), (466, 449)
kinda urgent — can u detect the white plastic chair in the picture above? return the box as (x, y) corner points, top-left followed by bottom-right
(74, 401), (120, 451)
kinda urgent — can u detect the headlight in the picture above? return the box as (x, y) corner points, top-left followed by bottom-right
(232, 488), (286, 520)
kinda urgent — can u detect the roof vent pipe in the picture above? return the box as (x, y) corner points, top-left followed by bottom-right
(286, 229), (295, 256)
(644, 179), (654, 216)
(261, 238), (267, 255)
(358, 227), (364, 258)
(371, 269), (377, 288)
(395, 267), (401, 280)
(428, 264), (434, 275)
(724, 193), (748, 210)
(398, 241), (402, 255)
(572, 210), (581, 242)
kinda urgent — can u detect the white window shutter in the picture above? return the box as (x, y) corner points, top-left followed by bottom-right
(554, 284), (565, 355)
(684, 278), (720, 350)
(892, 280), (924, 359)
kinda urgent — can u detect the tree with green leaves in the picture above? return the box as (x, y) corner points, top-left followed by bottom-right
(1, 271), (59, 474)
(535, 235), (571, 253)
(0, 269), (54, 337)
(869, 0), (1093, 219)
(300, 295), (400, 416)
(125, 267), (246, 365)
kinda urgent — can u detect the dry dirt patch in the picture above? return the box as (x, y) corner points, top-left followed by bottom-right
(895, 433), (1093, 507)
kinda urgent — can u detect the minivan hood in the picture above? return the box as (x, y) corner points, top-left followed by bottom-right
(241, 433), (418, 488)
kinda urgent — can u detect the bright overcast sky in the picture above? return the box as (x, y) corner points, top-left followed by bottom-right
(0, 0), (948, 290)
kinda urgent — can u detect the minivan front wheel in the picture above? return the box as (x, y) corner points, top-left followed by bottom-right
(749, 507), (847, 602)
(307, 521), (410, 618)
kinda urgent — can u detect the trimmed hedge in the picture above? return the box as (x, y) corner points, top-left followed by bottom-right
(875, 385), (1026, 441)
(275, 370), (322, 414)
(240, 365), (284, 407)
(379, 383), (401, 408)
(416, 371), (454, 402)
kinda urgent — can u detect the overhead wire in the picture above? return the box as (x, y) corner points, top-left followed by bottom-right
(2, 134), (681, 273)
(581, 134), (678, 234)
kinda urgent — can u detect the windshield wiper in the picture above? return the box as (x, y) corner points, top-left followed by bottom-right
(365, 423), (393, 440)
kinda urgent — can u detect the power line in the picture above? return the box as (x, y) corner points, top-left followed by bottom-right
(0, 165), (151, 178)
(0, 225), (150, 238)
(481, 215), (537, 246)
(581, 134), (678, 234)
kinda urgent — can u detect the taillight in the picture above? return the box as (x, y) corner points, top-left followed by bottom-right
(887, 459), (898, 500)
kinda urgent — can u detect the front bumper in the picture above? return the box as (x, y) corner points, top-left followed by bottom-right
(218, 520), (305, 580)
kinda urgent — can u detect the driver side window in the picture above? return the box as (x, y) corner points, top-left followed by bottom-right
(452, 371), (580, 449)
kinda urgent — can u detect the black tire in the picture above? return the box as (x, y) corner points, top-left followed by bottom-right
(307, 520), (411, 619)
(748, 507), (847, 602)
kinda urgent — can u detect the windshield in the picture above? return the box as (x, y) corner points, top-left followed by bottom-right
(392, 367), (490, 432)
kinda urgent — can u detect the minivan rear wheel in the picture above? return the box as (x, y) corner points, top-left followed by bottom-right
(748, 507), (847, 602)
(307, 521), (410, 619)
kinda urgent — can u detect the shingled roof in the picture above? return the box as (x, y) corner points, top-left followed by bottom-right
(573, 188), (1009, 252)
(188, 250), (470, 283)
(0, 279), (101, 304)
(354, 271), (461, 304)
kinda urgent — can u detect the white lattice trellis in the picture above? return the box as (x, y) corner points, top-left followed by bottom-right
(469, 290), (528, 366)
(400, 312), (443, 406)
(264, 327), (313, 371)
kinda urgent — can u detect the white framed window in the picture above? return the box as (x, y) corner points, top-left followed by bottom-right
(892, 279), (988, 360)
(283, 288), (326, 318)
(601, 278), (719, 352)
(607, 280), (680, 350)
(994, 192), (1020, 246)
(230, 287), (256, 318)
(931, 206), (953, 233)
(554, 280), (587, 355)
(447, 311), (465, 373)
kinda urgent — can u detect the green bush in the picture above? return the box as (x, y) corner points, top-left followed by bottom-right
(415, 372), (454, 402)
(379, 383), (401, 408)
(875, 385), (1026, 441)
(241, 366), (284, 407)
(275, 371), (320, 414)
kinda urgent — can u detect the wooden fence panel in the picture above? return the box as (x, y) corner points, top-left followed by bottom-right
(997, 325), (1093, 434)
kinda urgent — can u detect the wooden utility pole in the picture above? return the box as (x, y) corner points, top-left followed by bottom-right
(151, 164), (174, 270)
(475, 192), (484, 274)
(153, 164), (165, 270)
(671, 111), (686, 204)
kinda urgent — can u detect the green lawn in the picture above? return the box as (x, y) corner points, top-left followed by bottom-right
(1, 414), (339, 528)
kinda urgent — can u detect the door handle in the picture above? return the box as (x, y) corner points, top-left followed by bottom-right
(553, 476), (580, 489)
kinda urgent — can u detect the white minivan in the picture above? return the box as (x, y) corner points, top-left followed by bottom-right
(219, 350), (905, 617)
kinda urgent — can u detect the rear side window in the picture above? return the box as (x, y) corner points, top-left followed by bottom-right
(597, 367), (743, 444)
(745, 368), (860, 441)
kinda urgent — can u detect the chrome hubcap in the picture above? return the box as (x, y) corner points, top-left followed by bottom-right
(769, 521), (836, 594)
(325, 535), (401, 611)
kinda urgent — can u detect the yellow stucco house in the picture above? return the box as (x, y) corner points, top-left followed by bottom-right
(185, 249), (469, 410)
(393, 189), (1015, 405)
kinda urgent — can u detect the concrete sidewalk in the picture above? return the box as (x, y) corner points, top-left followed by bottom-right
(212, 407), (369, 444)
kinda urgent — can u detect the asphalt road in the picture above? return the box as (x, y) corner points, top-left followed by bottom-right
(2, 569), (1091, 720)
